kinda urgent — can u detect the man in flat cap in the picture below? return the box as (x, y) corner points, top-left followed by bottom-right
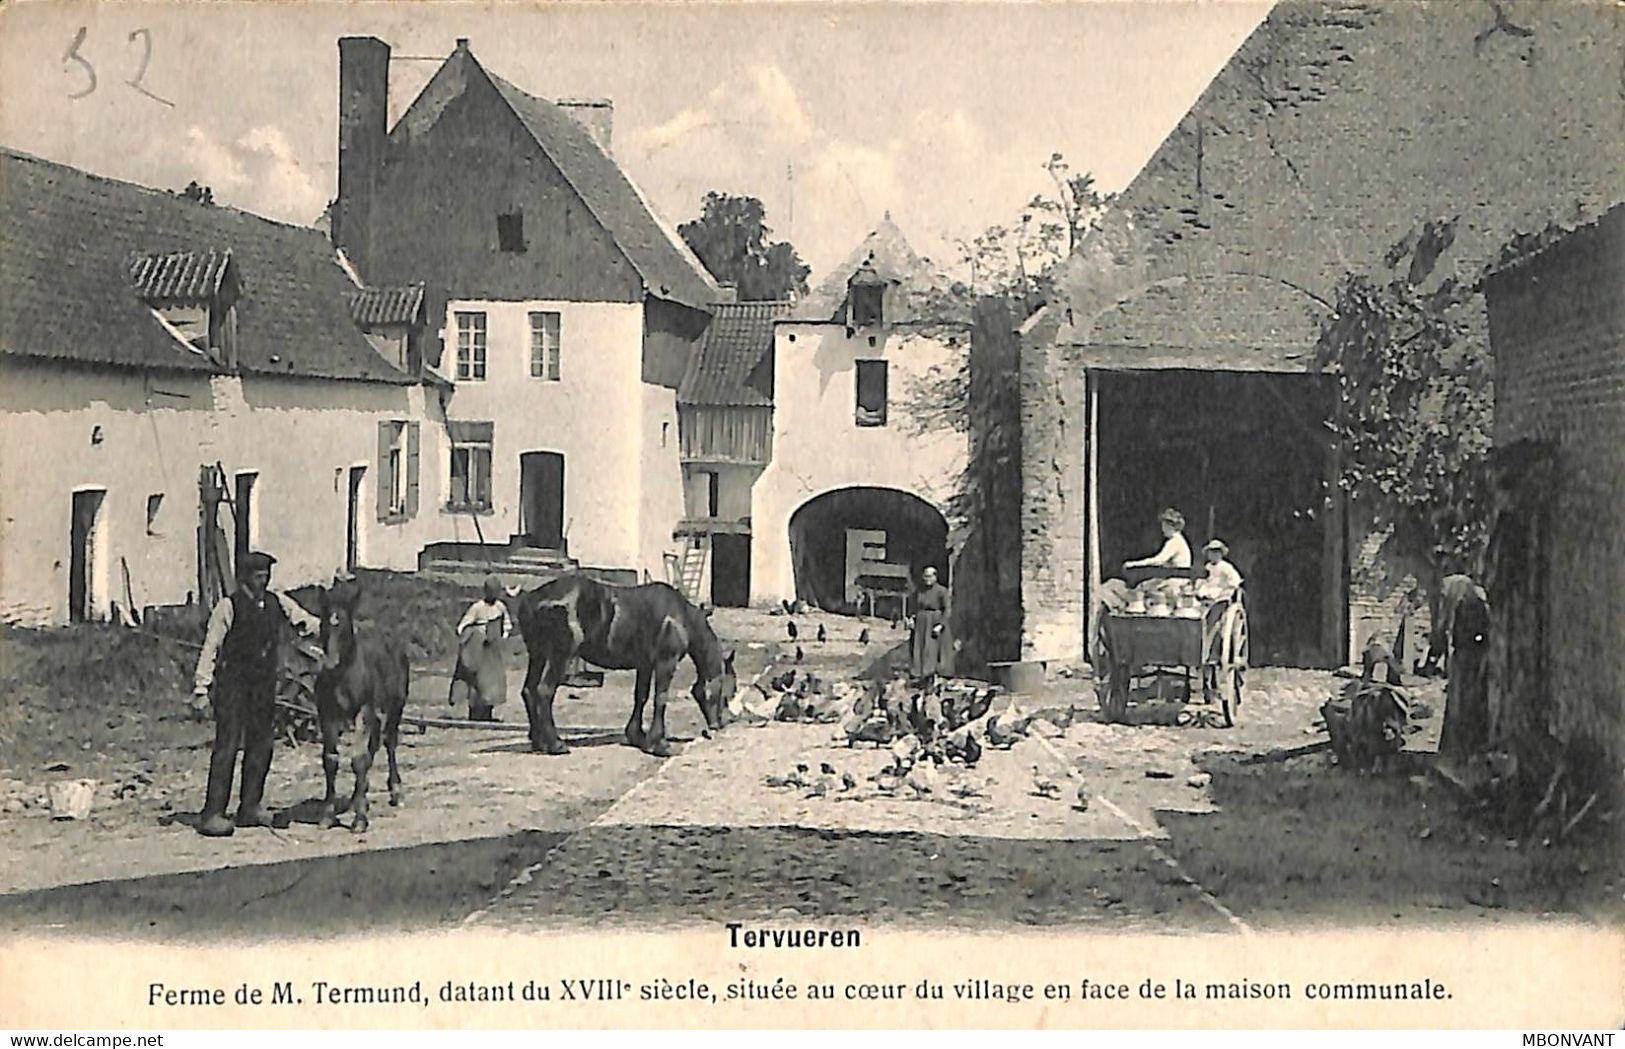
(190, 551), (321, 837)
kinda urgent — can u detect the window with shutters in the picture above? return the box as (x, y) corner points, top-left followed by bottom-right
(855, 359), (888, 427)
(447, 421), (494, 512)
(455, 312), (487, 382)
(377, 420), (420, 522)
(529, 311), (561, 380)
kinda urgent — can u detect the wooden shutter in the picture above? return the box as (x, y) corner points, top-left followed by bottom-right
(406, 422), (421, 518)
(376, 421), (392, 522)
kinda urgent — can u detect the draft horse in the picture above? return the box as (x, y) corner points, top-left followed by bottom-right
(514, 575), (736, 757)
(312, 578), (410, 832)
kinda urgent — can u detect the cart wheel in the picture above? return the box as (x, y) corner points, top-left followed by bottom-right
(1220, 603), (1249, 727)
(1094, 624), (1131, 724)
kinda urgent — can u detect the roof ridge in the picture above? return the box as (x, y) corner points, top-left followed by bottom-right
(0, 147), (329, 239)
(479, 66), (719, 307)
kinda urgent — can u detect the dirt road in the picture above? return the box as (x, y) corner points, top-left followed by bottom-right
(0, 607), (1617, 940)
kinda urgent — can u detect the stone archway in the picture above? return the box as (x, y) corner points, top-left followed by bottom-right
(787, 486), (948, 613)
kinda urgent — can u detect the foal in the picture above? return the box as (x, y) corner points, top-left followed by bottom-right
(313, 579), (409, 833)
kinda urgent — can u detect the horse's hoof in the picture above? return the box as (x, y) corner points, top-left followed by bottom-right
(623, 733), (645, 749)
(351, 816), (369, 834)
(539, 742), (569, 756)
(646, 740), (672, 758)
(389, 790), (404, 808)
(317, 814), (338, 830)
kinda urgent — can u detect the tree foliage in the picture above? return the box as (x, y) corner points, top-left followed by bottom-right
(1313, 217), (1495, 599)
(895, 152), (1111, 443)
(677, 192), (810, 301)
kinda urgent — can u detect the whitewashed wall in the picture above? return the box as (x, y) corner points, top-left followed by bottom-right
(0, 358), (438, 626)
(430, 299), (678, 575)
(751, 323), (967, 604)
(638, 384), (685, 581)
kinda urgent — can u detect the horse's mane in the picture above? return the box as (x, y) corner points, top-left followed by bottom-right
(683, 602), (726, 677)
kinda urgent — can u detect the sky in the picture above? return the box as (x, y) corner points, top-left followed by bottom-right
(0, 0), (1273, 283)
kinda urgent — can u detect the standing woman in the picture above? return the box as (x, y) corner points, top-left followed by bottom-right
(909, 565), (953, 688)
(450, 575), (514, 721)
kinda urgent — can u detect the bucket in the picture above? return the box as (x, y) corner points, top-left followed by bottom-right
(47, 779), (97, 821)
(988, 660), (1047, 694)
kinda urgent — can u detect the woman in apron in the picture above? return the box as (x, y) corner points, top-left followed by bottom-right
(449, 576), (514, 721)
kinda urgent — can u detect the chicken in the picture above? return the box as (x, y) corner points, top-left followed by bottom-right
(840, 771), (858, 792)
(984, 715), (1022, 750)
(781, 599), (795, 615)
(890, 733), (922, 768)
(1073, 782), (1091, 812)
(805, 776), (832, 798)
(816, 623), (828, 644)
(962, 731), (983, 768)
(763, 773), (795, 789)
(846, 713), (894, 747)
(787, 620), (799, 641)
(964, 689), (996, 724)
(905, 762), (937, 798)
(857, 627), (871, 646)
(819, 762), (837, 776)
(949, 779), (987, 800)
(795, 645), (805, 664)
(874, 769), (904, 795)
(1030, 765), (1062, 800)
(1048, 706), (1078, 732)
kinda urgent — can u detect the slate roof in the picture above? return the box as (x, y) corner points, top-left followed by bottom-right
(0, 149), (418, 383)
(349, 284), (426, 327)
(485, 71), (720, 311)
(384, 45), (719, 312)
(678, 300), (790, 407)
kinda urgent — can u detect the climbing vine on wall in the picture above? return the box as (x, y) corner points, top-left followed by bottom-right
(1314, 217), (1496, 617)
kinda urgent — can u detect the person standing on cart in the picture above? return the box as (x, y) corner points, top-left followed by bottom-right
(190, 551), (321, 838)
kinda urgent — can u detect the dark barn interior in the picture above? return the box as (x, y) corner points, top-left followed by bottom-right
(1092, 370), (1343, 667)
(788, 486), (949, 613)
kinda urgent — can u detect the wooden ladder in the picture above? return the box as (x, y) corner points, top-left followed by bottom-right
(678, 538), (708, 603)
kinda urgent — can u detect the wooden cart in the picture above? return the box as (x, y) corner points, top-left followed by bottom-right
(1094, 588), (1249, 727)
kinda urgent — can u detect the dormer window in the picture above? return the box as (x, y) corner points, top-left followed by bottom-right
(851, 284), (884, 327)
(497, 211), (526, 253)
(349, 284), (428, 376)
(128, 248), (240, 369)
(847, 253), (887, 328)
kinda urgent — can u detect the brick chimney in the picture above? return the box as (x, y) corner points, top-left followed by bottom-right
(336, 36), (390, 281)
(557, 98), (614, 155)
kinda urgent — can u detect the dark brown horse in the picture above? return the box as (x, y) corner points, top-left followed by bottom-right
(514, 575), (735, 757)
(312, 578), (409, 832)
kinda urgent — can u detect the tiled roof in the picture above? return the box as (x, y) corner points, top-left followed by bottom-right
(678, 300), (790, 406)
(1049, 0), (1625, 353)
(0, 149), (416, 383)
(349, 284), (425, 327)
(465, 64), (720, 312)
(128, 249), (235, 302)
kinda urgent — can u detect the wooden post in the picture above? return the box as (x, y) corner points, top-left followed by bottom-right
(1085, 370), (1103, 662)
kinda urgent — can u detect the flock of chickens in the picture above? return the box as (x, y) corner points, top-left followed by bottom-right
(739, 616), (1092, 812)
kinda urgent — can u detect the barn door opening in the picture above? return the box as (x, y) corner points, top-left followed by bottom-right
(346, 466), (366, 572)
(519, 451), (565, 550)
(69, 489), (106, 623)
(712, 533), (751, 607)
